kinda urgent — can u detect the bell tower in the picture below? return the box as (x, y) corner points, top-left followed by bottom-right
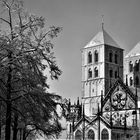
(81, 27), (123, 116)
(124, 42), (140, 88)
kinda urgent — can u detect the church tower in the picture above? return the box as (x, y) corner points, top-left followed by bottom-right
(124, 42), (140, 88)
(81, 27), (123, 116)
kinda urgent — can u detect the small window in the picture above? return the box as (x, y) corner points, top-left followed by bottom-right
(115, 53), (118, 64)
(75, 130), (82, 140)
(88, 68), (92, 79)
(129, 61), (133, 72)
(109, 69), (113, 78)
(135, 76), (139, 86)
(101, 128), (109, 140)
(109, 51), (113, 62)
(135, 61), (139, 72)
(94, 67), (98, 78)
(94, 50), (98, 62)
(88, 129), (95, 140)
(115, 71), (118, 78)
(130, 77), (133, 86)
(88, 52), (92, 63)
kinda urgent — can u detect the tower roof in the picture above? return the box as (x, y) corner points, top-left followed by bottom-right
(84, 29), (120, 49)
(125, 42), (140, 58)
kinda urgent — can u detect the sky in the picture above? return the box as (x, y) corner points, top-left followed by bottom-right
(24, 0), (140, 103)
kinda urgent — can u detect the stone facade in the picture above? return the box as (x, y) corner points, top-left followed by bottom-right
(66, 28), (140, 140)
(124, 42), (140, 88)
(81, 29), (123, 117)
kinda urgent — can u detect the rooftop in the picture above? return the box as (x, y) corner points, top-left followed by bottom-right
(125, 42), (140, 58)
(84, 28), (121, 49)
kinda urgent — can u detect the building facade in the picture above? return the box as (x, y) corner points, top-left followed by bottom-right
(124, 42), (140, 88)
(66, 27), (140, 140)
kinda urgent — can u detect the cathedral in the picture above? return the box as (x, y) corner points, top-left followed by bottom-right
(65, 26), (140, 140)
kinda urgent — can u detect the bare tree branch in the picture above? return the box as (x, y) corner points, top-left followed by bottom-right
(0, 17), (10, 25)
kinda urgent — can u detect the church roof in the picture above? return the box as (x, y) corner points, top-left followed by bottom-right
(84, 29), (121, 49)
(103, 77), (136, 107)
(125, 42), (140, 58)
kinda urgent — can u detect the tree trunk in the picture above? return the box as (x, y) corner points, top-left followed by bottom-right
(5, 52), (12, 140)
(23, 129), (26, 140)
(5, 100), (12, 140)
(0, 101), (1, 140)
(13, 114), (18, 140)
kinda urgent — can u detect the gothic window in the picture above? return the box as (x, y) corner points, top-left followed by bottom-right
(109, 51), (113, 62)
(115, 71), (118, 78)
(115, 53), (118, 64)
(135, 76), (139, 86)
(130, 77), (133, 86)
(75, 130), (82, 140)
(135, 60), (139, 72)
(94, 67), (98, 78)
(88, 129), (95, 140)
(94, 50), (98, 62)
(88, 51), (92, 63)
(109, 69), (113, 78)
(88, 68), (92, 79)
(129, 61), (133, 72)
(101, 128), (109, 140)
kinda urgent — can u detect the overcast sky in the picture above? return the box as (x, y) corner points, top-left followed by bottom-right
(24, 0), (140, 102)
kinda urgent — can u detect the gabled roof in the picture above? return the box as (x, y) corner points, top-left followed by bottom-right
(102, 77), (136, 107)
(74, 115), (111, 131)
(84, 29), (121, 49)
(125, 42), (140, 58)
(74, 115), (96, 131)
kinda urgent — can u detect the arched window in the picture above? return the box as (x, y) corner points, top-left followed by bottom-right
(130, 77), (133, 86)
(135, 60), (139, 72)
(88, 129), (95, 140)
(135, 76), (139, 86)
(129, 61), (133, 72)
(88, 68), (92, 79)
(94, 67), (98, 78)
(115, 71), (118, 78)
(75, 130), (82, 140)
(115, 53), (118, 64)
(101, 128), (109, 140)
(94, 50), (98, 62)
(109, 51), (113, 62)
(109, 69), (113, 78)
(88, 52), (92, 63)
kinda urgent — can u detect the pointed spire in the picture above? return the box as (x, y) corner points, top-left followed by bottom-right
(101, 15), (104, 31)
(84, 26), (120, 49)
(97, 103), (100, 118)
(77, 97), (80, 106)
(80, 102), (82, 116)
(101, 90), (103, 115)
(126, 75), (128, 86)
(68, 99), (71, 112)
(82, 104), (85, 118)
(68, 98), (71, 106)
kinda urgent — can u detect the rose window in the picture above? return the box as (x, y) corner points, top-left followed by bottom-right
(112, 91), (126, 110)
